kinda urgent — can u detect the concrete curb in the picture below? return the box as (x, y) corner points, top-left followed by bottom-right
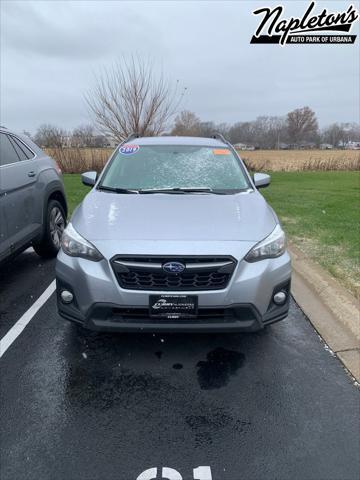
(289, 242), (360, 382)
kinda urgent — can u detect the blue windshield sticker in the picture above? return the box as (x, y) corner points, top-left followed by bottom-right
(120, 144), (139, 155)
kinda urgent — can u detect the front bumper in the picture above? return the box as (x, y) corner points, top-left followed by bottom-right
(56, 245), (291, 333)
(57, 298), (290, 333)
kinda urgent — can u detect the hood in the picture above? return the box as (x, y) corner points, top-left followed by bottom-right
(71, 190), (276, 243)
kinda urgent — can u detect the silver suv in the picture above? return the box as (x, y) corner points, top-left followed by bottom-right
(56, 135), (291, 332)
(0, 127), (67, 262)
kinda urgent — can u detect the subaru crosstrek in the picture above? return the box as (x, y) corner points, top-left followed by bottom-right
(56, 135), (291, 332)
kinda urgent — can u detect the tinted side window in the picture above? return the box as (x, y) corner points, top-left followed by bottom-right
(8, 136), (28, 161)
(0, 133), (20, 166)
(10, 136), (35, 160)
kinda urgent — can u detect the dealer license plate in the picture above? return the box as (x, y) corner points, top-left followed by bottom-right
(149, 295), (198, 319)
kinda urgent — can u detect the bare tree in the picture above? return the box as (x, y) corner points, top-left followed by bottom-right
(86, 57), (185, 142)
(340, 122), (360, 146)
(171, 110), (201, 136)
(253, 116), (288, 149)
(34, 124), (67, 148)
(321, 123), (345, 147)
(287, 106), (318, 145)
(71, 124), (95, 147)
(93, 135), (108, 148)
(228, 116), (287, 148)
(229, 121), (254, 145)
(214, 122), (231, 139)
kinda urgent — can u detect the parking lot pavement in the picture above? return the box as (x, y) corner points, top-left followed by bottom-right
(0, 248), (56, 338)
(1, 250), (359, 480)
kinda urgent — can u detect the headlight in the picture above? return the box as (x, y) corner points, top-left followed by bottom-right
(61, 223), (103, 261)
(245, 224), (286, 262)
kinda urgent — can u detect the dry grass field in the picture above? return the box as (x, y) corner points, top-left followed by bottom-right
(239, 149), (360, 171)
(45, 147), (360, 173)
(45, 147), (112, 173)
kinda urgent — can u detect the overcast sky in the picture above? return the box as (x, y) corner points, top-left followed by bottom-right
(1, 0), (359, 134)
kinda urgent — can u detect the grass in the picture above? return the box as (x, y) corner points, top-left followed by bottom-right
(63, 171), (360, 297)
(262, 171), (359, 296)
(63, 174), (89, 215)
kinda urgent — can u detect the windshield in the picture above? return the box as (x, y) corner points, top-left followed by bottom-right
(99, 144), (250, 192)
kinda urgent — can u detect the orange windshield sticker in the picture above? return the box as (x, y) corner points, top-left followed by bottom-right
(213, 149), (230, 155)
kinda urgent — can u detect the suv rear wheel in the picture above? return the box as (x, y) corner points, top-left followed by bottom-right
(33, 199), (66, 258)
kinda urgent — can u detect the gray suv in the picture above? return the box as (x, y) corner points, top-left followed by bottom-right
(0, 127), (67, 262)
(56, 135), (291, 332)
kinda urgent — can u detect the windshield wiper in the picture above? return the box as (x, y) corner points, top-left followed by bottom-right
(97, 185), (139, 194)
(138, 187), (228, 194)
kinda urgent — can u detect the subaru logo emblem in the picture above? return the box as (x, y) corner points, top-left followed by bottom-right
(163, 261), (185, 274)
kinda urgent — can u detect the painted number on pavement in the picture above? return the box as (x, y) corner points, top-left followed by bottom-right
(136, 466), (212, 479)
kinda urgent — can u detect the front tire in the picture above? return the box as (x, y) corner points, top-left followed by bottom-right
(33, 199), (66, 258)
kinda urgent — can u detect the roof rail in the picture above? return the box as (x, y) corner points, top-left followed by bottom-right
(123, 132), (140, 143)
(211, 132), (230, 145)
(113, 133), (140, 148)
(0, 125), (7, 129)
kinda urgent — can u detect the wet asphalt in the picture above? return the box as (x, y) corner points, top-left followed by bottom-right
(0, 249), (359, 480)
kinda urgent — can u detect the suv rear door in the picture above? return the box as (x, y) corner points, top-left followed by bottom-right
(0, 132), (41, 255)
(0, 140), (9, 260)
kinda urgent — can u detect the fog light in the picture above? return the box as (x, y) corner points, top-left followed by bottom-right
(273, 291), (287, 305)
(60, 290), (73, 304)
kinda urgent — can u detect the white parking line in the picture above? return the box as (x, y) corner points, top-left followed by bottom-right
(0, 280), (56, 358)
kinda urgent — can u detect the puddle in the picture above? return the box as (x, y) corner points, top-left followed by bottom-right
(196, 347), (245, 390)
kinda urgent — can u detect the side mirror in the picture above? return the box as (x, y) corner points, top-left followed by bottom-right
(254, 172), (271, 189)
(81, 171), (97, 187)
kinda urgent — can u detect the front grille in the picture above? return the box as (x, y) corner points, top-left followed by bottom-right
(111, 255), (237, 291)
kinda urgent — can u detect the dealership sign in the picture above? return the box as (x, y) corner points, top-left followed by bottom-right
(250, 2), (359, 45)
